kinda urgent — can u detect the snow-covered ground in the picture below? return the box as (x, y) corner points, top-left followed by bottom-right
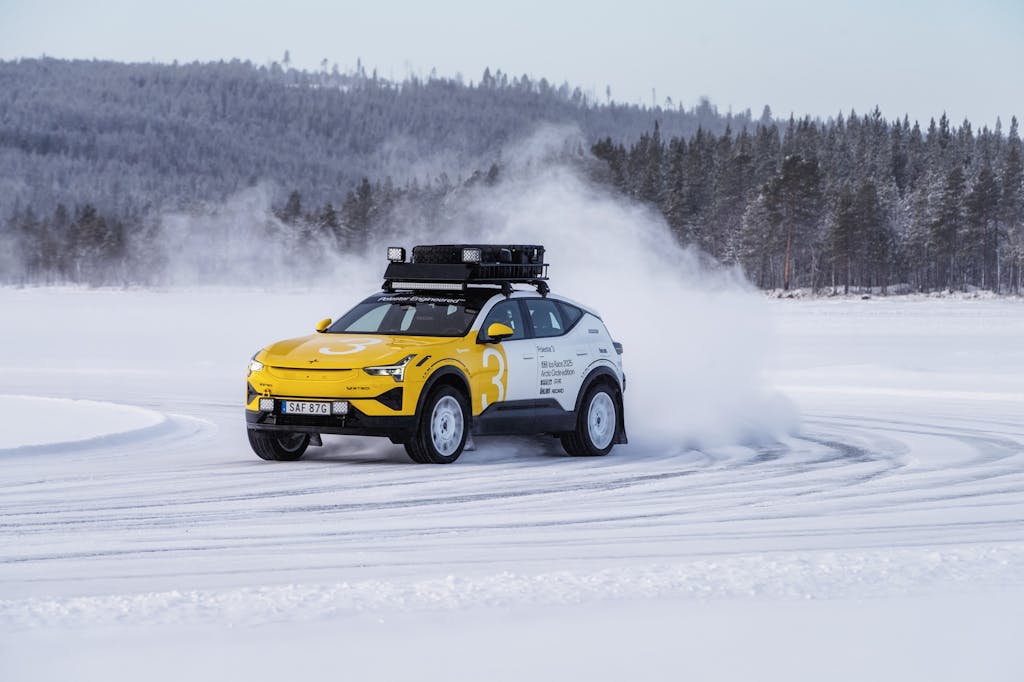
(1, 288), (1023, 681)
(0, 396), (166, 452)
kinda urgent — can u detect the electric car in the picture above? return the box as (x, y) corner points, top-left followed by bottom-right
(245, 244), (626, 463)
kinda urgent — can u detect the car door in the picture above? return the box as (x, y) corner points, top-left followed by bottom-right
(522, 298), (583, 411)
(477, 298), (536, 410)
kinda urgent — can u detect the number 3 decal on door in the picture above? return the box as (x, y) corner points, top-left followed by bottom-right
(481, 347), (506, 410)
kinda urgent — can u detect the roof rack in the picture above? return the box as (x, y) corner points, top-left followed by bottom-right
(382, 244), (550, 296)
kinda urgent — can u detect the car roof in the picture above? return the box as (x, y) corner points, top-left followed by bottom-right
(504, 289), (599, 317)
(362, 287), (601, 320)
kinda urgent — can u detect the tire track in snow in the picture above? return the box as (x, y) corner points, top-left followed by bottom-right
(2, 388), (1024, 613)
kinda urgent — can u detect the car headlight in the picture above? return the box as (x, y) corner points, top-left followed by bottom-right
(363, 354), (415, 382)
(248, 354), (264, 375)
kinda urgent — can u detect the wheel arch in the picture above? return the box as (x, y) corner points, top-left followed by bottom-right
(575, 366), (628, 445)
(415, 365), (472, 422)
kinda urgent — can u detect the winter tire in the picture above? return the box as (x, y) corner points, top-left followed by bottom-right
(561, 384), (619, 457)
(404, 386), (469, 464)
(248, 429), (310, 461)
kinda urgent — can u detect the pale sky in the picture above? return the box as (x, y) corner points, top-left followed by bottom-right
(1, 0), (1021, 128)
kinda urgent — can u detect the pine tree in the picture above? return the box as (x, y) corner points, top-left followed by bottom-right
(965, 164), (1000, 288)
(738, 191), (775, 288)
(766, 155), (823, 290)
(891, 117), (909, 193)
(661, 138), (688, 241)
(683, 129), (716, 253)
(636, 122), (664, 205)
(930, 166), (966, 289)
(13, 208), (41, 281)
(281, 190), (303, 224)
(317, 202), (343, 247)
(342, 178), (375, 247)
(856, 180), (890, 290)
(51, 203), (71, 279)
(830, 184), (857, 293)
(1001, 118), (1024, 291)
(753, 122), (781, 186)
(70, 204), (124, 284)
(710, 128), (754, 263)
(591, 138), (627, 190)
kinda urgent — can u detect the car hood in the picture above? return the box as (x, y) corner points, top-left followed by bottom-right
(261, 333), (458, 369)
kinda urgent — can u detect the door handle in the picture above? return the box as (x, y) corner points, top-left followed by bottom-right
(576, 351), (589, 356)
(522, 354), (535, 360)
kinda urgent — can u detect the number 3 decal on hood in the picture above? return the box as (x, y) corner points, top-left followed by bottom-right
(319, 338), (383, 355)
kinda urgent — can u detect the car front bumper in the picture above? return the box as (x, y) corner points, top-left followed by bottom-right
(245, 408), (417, 442)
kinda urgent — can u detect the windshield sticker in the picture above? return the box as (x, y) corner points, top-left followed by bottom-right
(376, 295), (466, 305)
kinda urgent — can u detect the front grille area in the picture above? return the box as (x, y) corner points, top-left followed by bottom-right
(267, 366), (355, 381)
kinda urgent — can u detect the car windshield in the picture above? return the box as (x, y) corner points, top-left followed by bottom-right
(326, 293), (483, 337)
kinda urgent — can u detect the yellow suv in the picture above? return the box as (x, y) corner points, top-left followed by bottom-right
(245, 245), (626, 463)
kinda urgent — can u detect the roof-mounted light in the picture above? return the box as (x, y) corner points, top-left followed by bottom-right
(387, 247), (407, 262)
(461, 247), (482, 263)
(390, 281), (464, 291)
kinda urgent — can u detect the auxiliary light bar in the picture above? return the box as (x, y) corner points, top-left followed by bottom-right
(461, 247), (482, 263)
(390, 281), (464, 291)
(387, 247), (407, 262)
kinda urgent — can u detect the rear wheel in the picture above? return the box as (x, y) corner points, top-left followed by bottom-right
(561, 384), (619, 457)
(248, 429), (310, 461)
(404, 386), (469, 464)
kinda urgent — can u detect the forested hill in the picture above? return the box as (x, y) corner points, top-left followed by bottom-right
(2, 58), (1022, 294)
(596, 113), (1024, 293)
(0, 57), (743, 217)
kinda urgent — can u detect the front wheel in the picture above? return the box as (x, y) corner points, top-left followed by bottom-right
(561, 384), (620, 457)
(404, 386), (469, 464)
(248, 429), (310, 461)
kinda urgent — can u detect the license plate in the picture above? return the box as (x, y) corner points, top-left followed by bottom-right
(282, 401), (330, 415)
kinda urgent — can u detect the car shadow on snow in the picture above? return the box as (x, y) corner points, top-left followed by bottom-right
(298, 434), (576, 466)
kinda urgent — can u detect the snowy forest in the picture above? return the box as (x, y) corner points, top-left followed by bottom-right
(1, 58), (1022, 293)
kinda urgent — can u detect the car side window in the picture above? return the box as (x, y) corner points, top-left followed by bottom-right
(481, 300), (526, 340)
(557, 302), (584, 329)
(524, 298), (565, 338)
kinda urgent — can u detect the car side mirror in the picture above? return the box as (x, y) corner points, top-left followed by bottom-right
(483, 322), (515, 343)
(315, 318), (332, 333)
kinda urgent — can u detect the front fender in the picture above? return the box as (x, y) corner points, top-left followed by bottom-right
(413, 365), (472, 424)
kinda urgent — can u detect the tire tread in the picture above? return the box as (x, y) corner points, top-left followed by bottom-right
(247, 429), (309, 461)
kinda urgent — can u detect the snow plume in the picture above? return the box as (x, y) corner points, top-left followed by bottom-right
(149, 185), (376, 288)
(376, 127), (799, 449)
(146, 128), (795, 449)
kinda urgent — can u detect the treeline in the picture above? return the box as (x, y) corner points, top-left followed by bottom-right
(2, 58), (1022, 293)
(1, 166), (508, 285)
(0, 57), (742, 222)
(6, 113), (1024, 293)
(593, 112), (1024, 293)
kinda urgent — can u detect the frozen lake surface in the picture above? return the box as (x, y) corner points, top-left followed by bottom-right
(1, 289), (1022, 681)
